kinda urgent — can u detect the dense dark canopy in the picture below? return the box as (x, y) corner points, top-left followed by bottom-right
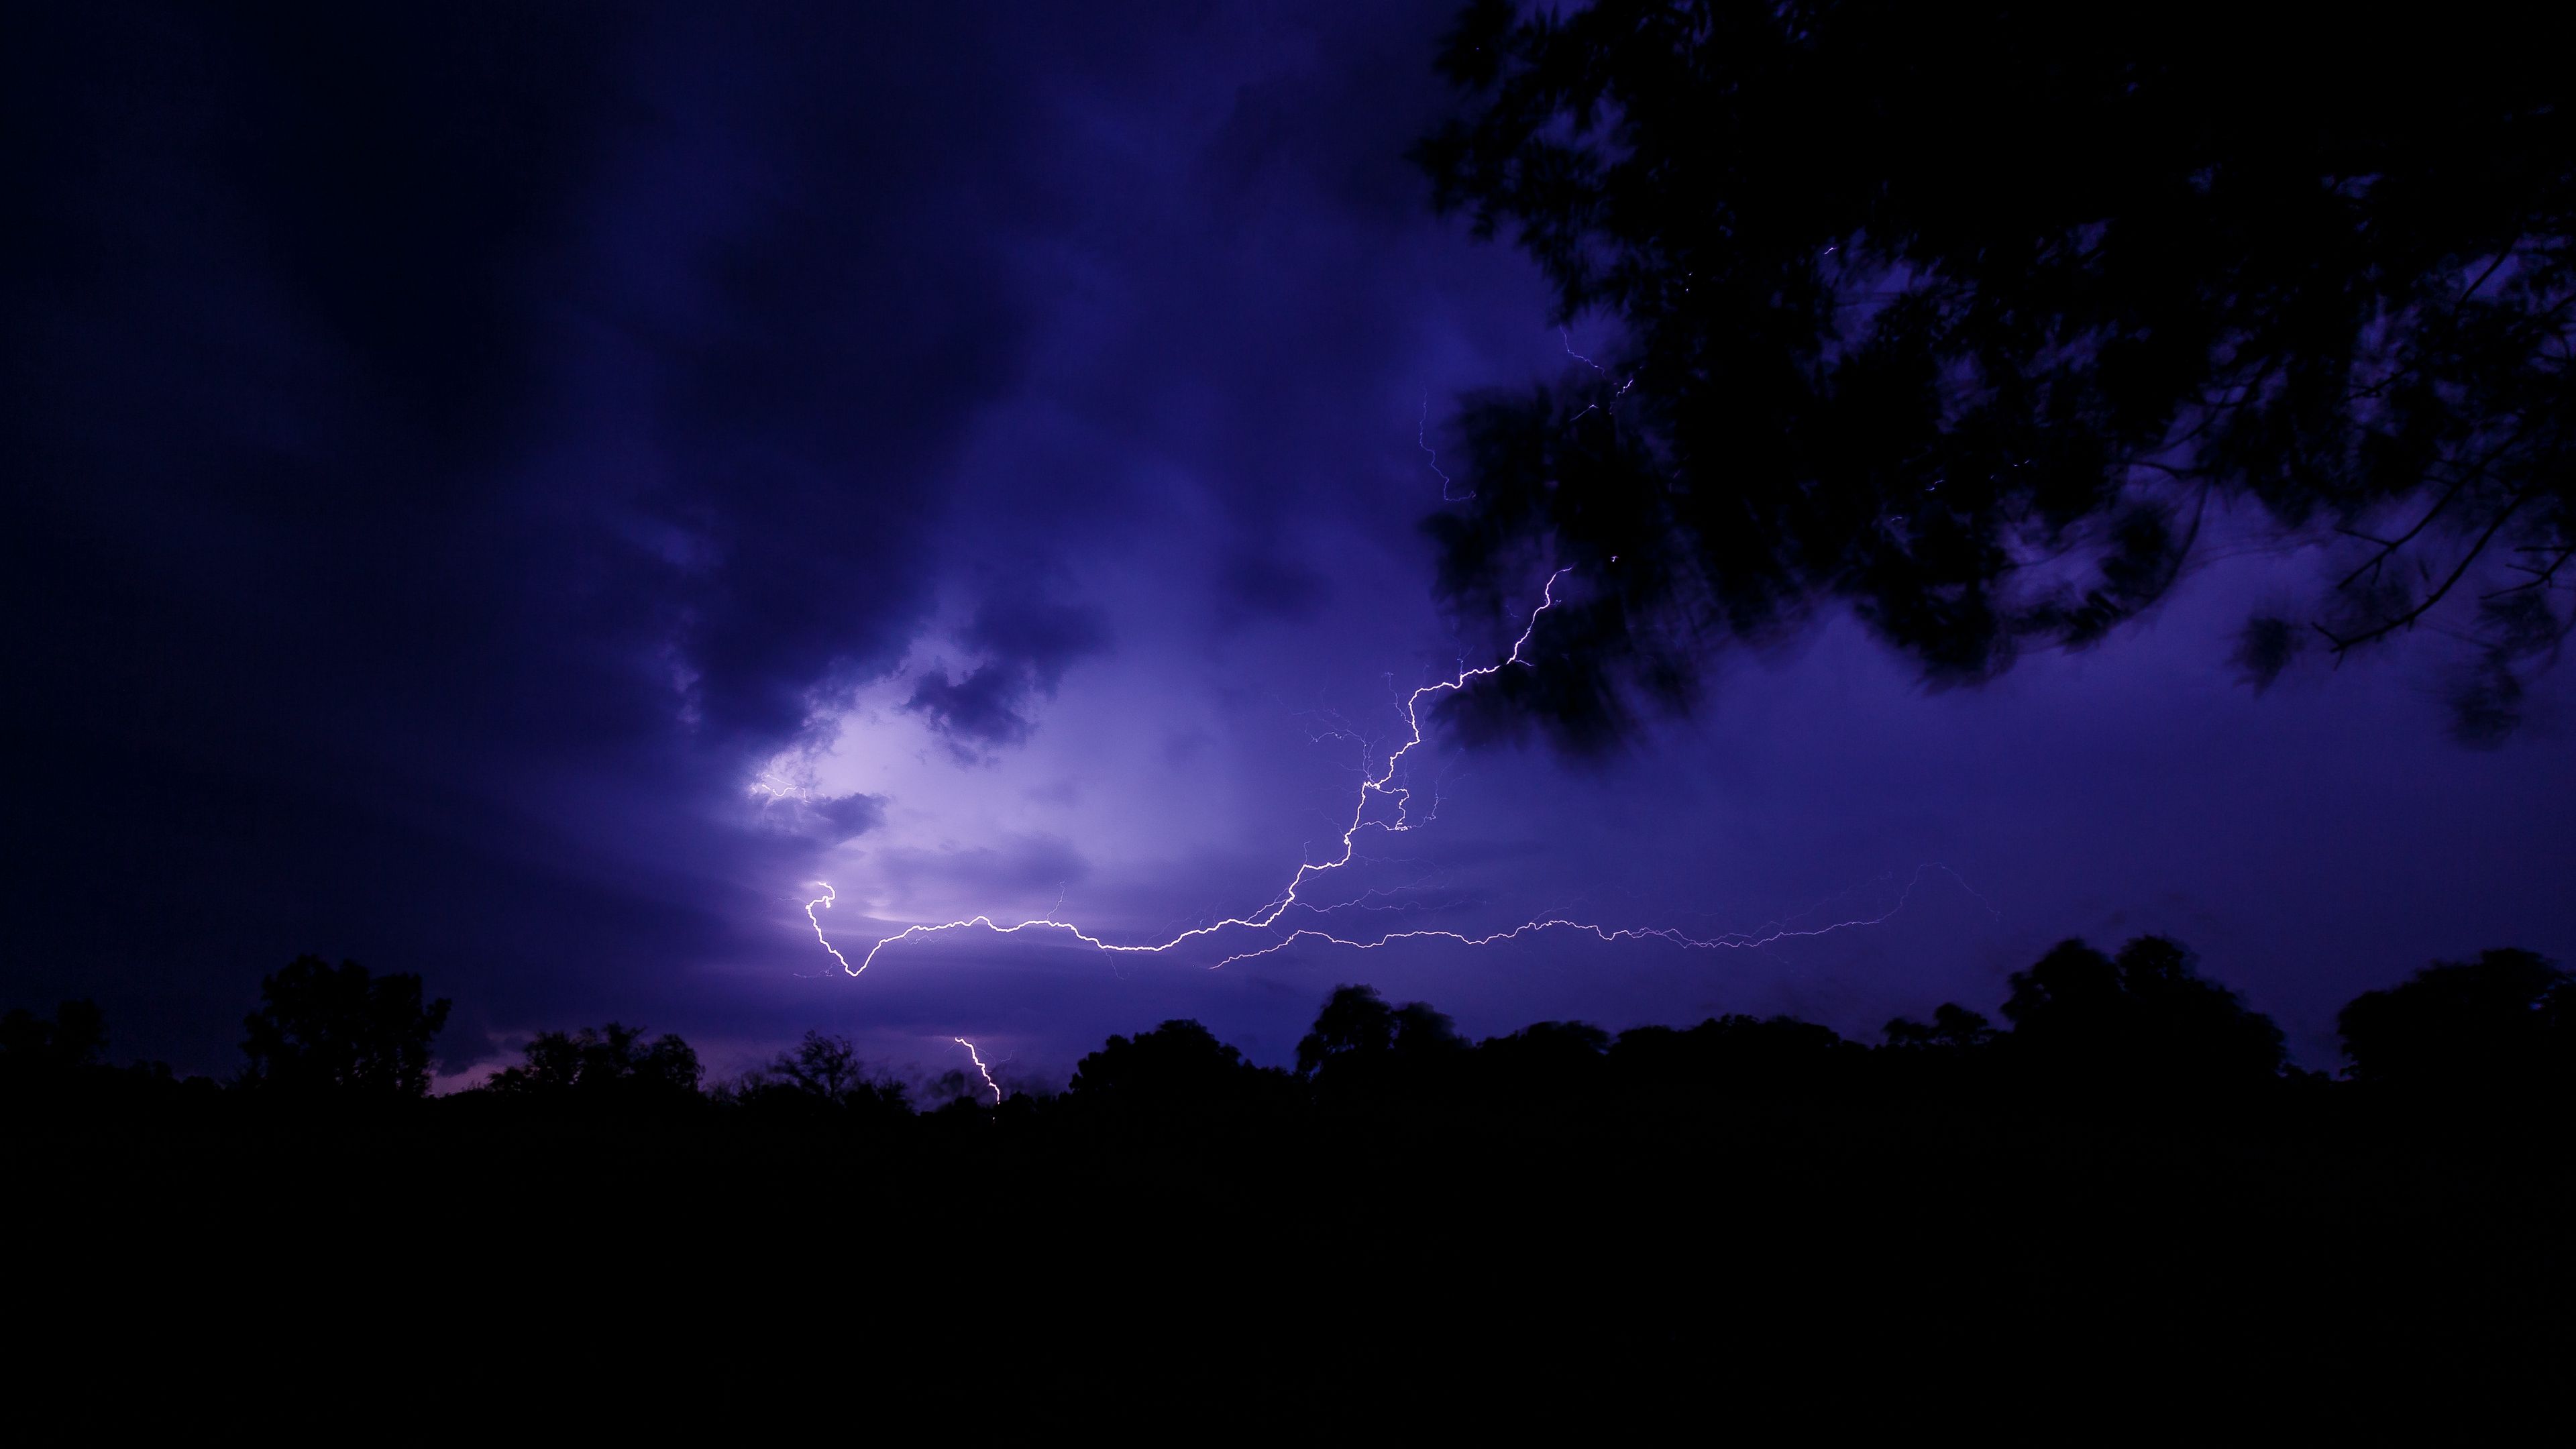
(1417, 0), (2576, 747)
(14, 938), (2576, 1421)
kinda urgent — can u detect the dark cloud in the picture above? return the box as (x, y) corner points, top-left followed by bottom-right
(908, 664), (1043, 753)
(805, 792), (888, 841)
(757, 791), (888, 845)
(906, 597), (1108, 755)
(0, 1), (1057, 1065)
(963, 597), (1112, 692)
(6, 0), (2564, 1092)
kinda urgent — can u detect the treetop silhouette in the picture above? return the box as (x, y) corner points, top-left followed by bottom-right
(1416, 0), (2576, 747)
(1068, 1018), (1293, 1118)
(19, 934), (2571, 1124)
(725, 1029), (910, 1116)
(482, 1021), (703, 1102)
(1997, 935), (2287, 1087)
(2339, 947), (2573, 1091)
(1, 1000), (107, 1077)
(239, 955), (450, 1097)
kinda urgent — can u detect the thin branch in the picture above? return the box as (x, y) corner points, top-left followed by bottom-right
(2333, 405), (2548, 593)
(2335, 477), (2469, 590)
(2455, 237), (2522, 311)
(2124, 458), (2205, 482)
(2320, 487), (2540, 653)
(2483, 545), (2576, 598)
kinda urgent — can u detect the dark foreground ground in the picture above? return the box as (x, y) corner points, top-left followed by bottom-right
(11, 1081), (2571, 1434)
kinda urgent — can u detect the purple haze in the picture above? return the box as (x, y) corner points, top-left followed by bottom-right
(5, 2), (2570, 1090)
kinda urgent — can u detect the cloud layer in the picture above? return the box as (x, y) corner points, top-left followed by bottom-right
(7, 1), (2570, 1087)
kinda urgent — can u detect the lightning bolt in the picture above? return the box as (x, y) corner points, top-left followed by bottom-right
(1561, 326), (1639, 422)
(806, 884), (855, 973)
(796, 572), (1988, 979)
(1206, 863), (1980, 968)
(1420, 392), (1470, 501)
(793, 369), (1986, 985)
(955, 1037), (1002, 1105)
(818, 568), (1573, 975)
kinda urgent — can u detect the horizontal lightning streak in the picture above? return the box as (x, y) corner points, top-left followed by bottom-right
(1206, 863), (1976, 968)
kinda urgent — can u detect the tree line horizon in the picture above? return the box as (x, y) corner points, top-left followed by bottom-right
(9, 934), (2569, 1112)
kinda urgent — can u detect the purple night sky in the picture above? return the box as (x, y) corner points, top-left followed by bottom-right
(9, 2), (2571, 1091)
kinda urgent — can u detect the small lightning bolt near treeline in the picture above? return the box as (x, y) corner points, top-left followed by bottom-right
(954, 1038), (1001, 1105)
(798, 568), (1986, 981)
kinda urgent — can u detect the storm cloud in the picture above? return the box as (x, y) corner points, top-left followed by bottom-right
(6, 1), (2569, 1087)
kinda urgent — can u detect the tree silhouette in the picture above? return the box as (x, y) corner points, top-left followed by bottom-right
(731, 1029), (906, 1114)
(1067, 1018), (1289, 1118)
(1882, 1004), (1998, 1055)
(1876, 1003), (2002, 1095)
(483, 1022), (702, 1102)
(1295, 983), (1401, 1074)
(0, 1000), (107, 1077)
(2001, 936), (2286, 1087)
(1296, 984), (1469, 1106)
(2338, 947), (2573, 1092)
(1472, 1018), (1611, 1108)
(1416, 0), (2576, 747)
(11, 960), (2576, 1419)
(1627, 1013), (1872, 1102)
(239, 956), (449, 1097)
(774, 1030), (865, 1096)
